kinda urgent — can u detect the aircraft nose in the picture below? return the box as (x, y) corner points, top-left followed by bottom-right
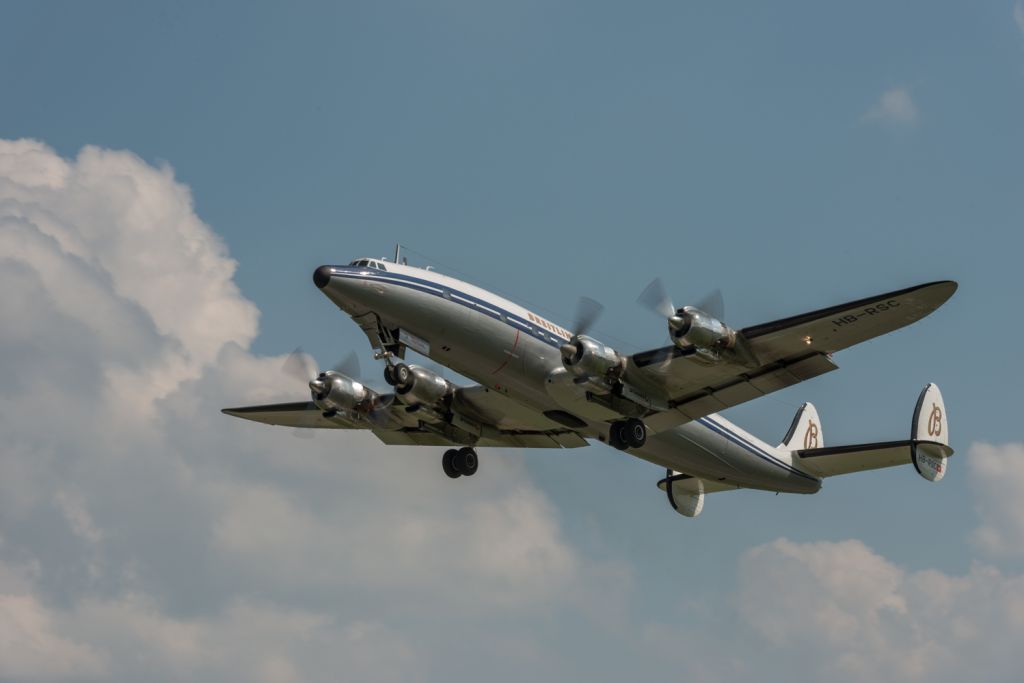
(313, 265), (333, 289)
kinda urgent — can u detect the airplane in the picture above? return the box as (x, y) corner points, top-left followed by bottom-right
(222, 246), (956, 518)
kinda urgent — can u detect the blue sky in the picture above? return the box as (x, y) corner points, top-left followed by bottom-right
(2, 2), (1024, 681)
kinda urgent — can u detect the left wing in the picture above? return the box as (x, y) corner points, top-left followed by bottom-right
(222, 386), (588, 449)
(627, 281), (957, 432)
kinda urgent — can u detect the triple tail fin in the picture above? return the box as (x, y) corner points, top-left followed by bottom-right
(791, 383), (953, 481)
(779, 402), (823, 451)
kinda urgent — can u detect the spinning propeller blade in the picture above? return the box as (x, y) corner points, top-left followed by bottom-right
(573, 296), (604, 337)
(331, 351), (361, 379)
(637, 277), (675, 319)
(696, 288), (725, 321)
(282, 347), (318, 383)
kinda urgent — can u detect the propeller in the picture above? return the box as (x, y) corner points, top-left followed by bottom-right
(282, 347), (318, 383)
(637, 278), (725, 321)
(637, 277), (675, 319)
(559, 296), (605, 366)
(696, 288), (725, 321)
(331, 351), (361, 380)
(572, 296), (604, 337)
(282, 347), (395, 426)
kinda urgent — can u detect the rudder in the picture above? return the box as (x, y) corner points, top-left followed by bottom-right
(780, 402), (823, 451)
(911, 383), (949, 482)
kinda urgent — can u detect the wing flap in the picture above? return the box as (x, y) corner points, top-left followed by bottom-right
(645, 352), (838, 433)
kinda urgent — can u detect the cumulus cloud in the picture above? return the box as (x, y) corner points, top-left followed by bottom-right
(969, 442), (1024, 557)
(864, 87), (918, 126)
(0, 139), (627, 681)
(6, 136), (1024, 683)
(737, 538), (1024, 682)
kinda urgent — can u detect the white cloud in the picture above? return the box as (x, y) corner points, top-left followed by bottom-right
(0, 138), (627, 681)
(7, 136), (1024, 683)
(864, 87), (918, 126)
(969, 442), (1024, 557)
(737, 538), (1024, 682)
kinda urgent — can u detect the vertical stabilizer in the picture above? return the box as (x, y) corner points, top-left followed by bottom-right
(911, 383), (949, 481)
(780, 402), (823, 451)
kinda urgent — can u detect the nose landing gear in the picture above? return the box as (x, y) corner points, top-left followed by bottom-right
(609, 418), (647, 450)
(442, 447), (478, 478)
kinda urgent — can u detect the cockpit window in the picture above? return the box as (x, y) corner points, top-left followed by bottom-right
(347, 259), (387, 270)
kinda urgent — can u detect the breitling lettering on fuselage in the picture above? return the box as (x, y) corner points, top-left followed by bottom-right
(527, 312), (572, 341)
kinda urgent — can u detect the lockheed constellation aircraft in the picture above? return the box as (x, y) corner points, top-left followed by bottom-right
(223, 247), (956, 518)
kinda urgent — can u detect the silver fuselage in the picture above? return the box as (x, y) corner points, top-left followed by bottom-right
(318, 262), (820, 494)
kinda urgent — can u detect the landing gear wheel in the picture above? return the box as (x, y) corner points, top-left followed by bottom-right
(455, 447), (478, 476)
(442, 449), (461, 478)
(609, 419), (646, 450)
(608, 423), (625, 450)
(393, 363), (412, 386)
(624, 418), (647, 448)
(383, 364), (397, 386)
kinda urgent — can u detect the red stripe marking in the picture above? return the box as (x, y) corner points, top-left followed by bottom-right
(491, 329), (520, 375)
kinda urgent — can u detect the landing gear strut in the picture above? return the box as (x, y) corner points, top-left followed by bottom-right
(442, 447), (478, 478)
(609, 418), (647, 450)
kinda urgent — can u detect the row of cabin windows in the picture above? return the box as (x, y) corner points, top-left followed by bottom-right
(349, 259), (388, 271)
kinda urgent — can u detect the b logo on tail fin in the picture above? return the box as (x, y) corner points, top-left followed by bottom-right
(928, 403), (943, 437)
(803, 420), (819, 449)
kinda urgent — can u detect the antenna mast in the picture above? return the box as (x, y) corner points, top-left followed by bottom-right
(394, 243), (401, 264)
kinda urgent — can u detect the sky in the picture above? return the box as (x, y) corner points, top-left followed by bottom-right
(1, 1), (1023, 681)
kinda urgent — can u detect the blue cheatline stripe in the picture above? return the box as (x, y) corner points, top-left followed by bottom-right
(699, 416), (819, 482)
(330, 267), (819, 483)
(329, 268), (567, 349)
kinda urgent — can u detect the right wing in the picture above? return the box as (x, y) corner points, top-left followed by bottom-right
(627, 281), (957, 432)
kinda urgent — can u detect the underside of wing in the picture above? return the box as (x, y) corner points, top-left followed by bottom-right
(221, 386), (589, 449)
(627, 281), (957, 432)
(221, 402), (359, 429)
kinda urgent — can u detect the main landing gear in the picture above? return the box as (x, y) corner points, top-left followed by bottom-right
(608, 418), (647, 450)
(442, 447), (478, 478)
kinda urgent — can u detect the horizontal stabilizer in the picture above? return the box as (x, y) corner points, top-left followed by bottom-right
(795, 383), (952, 481)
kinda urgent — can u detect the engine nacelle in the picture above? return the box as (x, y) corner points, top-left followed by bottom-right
(559, 335), (624, 388)
(668, 306), (736, 351)
(310, 372), (372, 414)
(393, 363), (452, 407)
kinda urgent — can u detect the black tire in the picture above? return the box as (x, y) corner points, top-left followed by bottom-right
(383, 364), (397, 386)
(608, 422), (625, 450)
(456, 447), (478, 476)
(625, 419), (647, 448)
(393, 363), (412, 386)
(602, 423), (626, 450)
(442, 449), (461, 478)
